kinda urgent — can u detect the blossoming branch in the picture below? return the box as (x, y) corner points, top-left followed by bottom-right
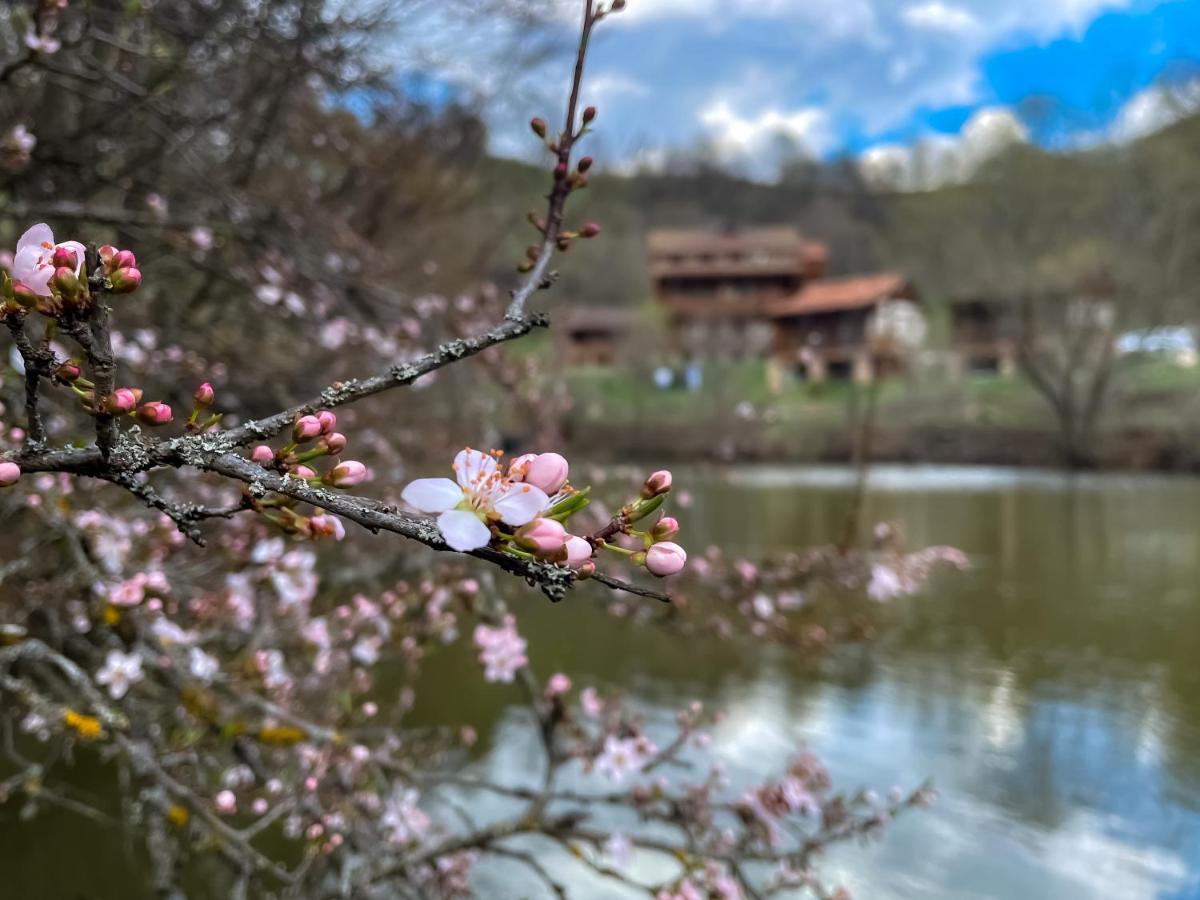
(0, 0), (675, 604)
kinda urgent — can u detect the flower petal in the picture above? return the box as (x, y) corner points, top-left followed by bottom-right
(493, 483), (549, 527)
(453, 447), (497, 490)
(16, 223), (53, 255)
(437, 510), (491, 552)
(401, 478), (463, 514)
(58, 240), (87, 276)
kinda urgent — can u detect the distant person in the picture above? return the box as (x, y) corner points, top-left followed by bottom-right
(685, 362), (703, 392)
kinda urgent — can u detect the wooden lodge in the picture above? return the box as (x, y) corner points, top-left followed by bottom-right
(558, 225), (1018, 383)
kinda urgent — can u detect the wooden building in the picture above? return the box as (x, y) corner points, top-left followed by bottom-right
(647, 226), (829, 360)
(557, 225), (1020, 383)
(557, 307), (639, 366)
(766, 272), (918, 382)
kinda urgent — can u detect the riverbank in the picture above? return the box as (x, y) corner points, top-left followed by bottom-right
(561, 356), (1200, 472)
(567, 421), (1200, 471)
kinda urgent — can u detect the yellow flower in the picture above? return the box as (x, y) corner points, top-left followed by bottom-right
(166, 804), (189, 827)
(103, 606), (121, 627)
(63, 709), (104, 741)
(257, 725), (307, 746)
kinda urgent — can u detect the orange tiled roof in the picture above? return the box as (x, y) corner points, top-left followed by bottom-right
(766, 272), (910, 317)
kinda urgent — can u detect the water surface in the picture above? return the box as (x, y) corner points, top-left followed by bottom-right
(6, 465), (1200, 899)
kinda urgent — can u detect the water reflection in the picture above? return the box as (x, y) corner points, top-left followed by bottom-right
(6, 465), (1200, 898)
(428, 465), (1200, 899)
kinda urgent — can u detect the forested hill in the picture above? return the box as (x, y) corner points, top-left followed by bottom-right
(463, 112), (1200, 323)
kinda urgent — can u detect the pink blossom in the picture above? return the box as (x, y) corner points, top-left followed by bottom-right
(292, 415), (322, 442)
(565, 535), (593, 568)
(23, 30), (61, 54)
(866, 564), (904, 602)
(645, 541), (687, 577)
(380, 788), (430, 845)
(0, 462), (20, 487)
(651, 516), (680, 541)
(108, 267), (141, 294)
(316, 410), (337, 433)
(251, 445), (274, 465)
(11, 224), (84, 298)
(309, 513), (345, 541)
(595, 735), (656, 782)
(193, 382), (215, 407)
(107, 575), (146, 607)
(545, 672), (572, 697)
(326, 460), (367, 487)
(472, 615), (528, 683)
(516, 517), (569, 558)
(580, 686), (604, 717)
(95, 649), (143, 699)
(402, 448), (549, 552)
(106, 388), (139, 414)
(215, 790), (237, 815)
(521, 452), (569, 495)
(136, 402), (173, 425)
(641, 469), (673, 498)
(320, 432), (347, 454)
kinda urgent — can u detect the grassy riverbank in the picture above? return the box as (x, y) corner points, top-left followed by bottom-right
(561, 356), (1200, 470)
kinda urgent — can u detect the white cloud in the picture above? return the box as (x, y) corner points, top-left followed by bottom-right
(586, 71), (651, 100)
(1110, 80), (1200, 143)
(901, 2), (979, 33)
(698, 100), (835, 175)
(860, 106), (1028, 190)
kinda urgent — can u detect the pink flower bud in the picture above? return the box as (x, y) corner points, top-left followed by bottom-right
(651, 516), (680, 542)
(0, 462), (21, 487)
(108, 266), (141, 294)
(316, 410), (337, 434)
(106, 388), (139, 414)
(52, 266), (78, 294)
(215, 790), (237, 815)
(545, 673), (572, 698)
(50, 245), (78, 270)
(524, 452), (569, 495)
(113, 249), (137, 270)
(310, 513), (345, 541)
(11, 281), (38, 307)
(292, 415), (322, 442)
(251, 445), (275, 465)
(136, 401), (173, 425)
(320, 432), (347, 454)
(645, 541), (687, 577)
(580, 222), (601, 238)
(292, 464), (317, 479)
(577, 156), (593, 173)
(554, 162), (569, 180)
(98, 245), (117, 265)
(515, 517), (569, 558)
(582, 106), (597, 124)
(194, 382), (215, 407)
(54, 361), (81, 383)
(530, 117), (547, 138)
(565, 535), (593, 569)
(326, 460), (367, 487)
(641, 469), (673, 498)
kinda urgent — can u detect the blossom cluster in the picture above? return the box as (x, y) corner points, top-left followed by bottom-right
(402, 447), (687, 579)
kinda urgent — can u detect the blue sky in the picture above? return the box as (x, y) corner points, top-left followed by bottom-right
(471, 0), (1200, 183)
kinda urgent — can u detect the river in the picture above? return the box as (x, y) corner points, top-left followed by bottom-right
(5, 465), (1200, 899)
